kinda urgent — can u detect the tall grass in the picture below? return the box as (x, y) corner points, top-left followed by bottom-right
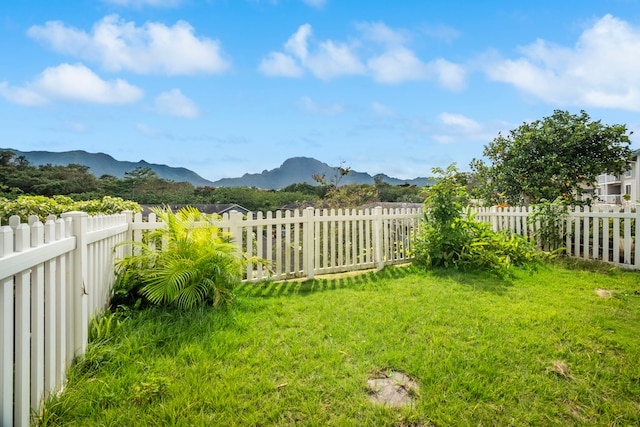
(38, 261), (640, 426)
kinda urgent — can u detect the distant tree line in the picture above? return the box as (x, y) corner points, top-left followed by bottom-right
(0, 150), (427, 211)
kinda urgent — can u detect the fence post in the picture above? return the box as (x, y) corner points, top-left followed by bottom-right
(61, 211), (89, 357)
(303, 207), (315, 279)
(227, 211), (244, 262)
(373, 207), (384, 270)
(123, 210), (133, 258)
(0, 226), (14, 427)
(14, 223), (30, 427)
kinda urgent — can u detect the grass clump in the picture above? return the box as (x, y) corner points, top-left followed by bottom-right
(37, 262), (640, 426)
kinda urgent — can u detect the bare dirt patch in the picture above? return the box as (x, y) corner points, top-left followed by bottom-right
(367, 371), (419, 407)
(596, 289), (613, 299)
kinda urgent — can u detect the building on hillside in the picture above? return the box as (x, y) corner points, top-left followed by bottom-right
(594, 149), (640, 205)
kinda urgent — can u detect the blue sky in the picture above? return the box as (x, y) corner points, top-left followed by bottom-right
(2, 0), (640, 182)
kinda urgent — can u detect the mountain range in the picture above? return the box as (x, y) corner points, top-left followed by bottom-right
(2, 148), (431, 189)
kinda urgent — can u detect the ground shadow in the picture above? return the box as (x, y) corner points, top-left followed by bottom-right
(423, 266), (516, 295)
(237, 264), (421, 299)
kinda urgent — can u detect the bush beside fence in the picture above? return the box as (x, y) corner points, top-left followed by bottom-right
(472, 205), (640, 269)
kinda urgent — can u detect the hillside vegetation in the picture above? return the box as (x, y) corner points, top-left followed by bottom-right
(0, 150), (426, 211)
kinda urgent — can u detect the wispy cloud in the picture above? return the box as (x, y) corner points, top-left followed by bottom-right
(484, 14), (640, 111)
(298, 96), (344, 115)
(371, 101), (396, 117)
(28, 15), (231, 75)
(154, 89), (200, 118)
(136, 123), (172, 138)
(438, 112), (482, 132)
(0, 63), (143, 106)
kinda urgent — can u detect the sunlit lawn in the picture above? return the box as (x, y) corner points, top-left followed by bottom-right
(39, 260), (640, 426)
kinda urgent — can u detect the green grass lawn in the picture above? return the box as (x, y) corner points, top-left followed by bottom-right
(39, 261), (640, 426)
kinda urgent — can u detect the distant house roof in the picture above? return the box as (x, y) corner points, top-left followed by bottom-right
(141, 203), (249, 217)
(278, 201), (318, 211)
(359, 202), (423, 210)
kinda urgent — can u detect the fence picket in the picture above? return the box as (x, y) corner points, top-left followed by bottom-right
(0, 226), (14, 427)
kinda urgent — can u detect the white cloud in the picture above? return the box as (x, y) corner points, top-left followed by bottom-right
(0, 82), (47, 106)
(0, 63), (143, 106)
(357, 22), (408, 46)
(154, 89), (200, 118)
(102, 0), (182, 6)
(285, 23), (312, 61)
(298, 96), (344, 116)
(431, 59), (466, 91)
(368, 46), (429, 83)
(485, 14), (640, 111)
(260, 22), (465, 89)
(28, 15), (230, 75)
(438, 112), (482, 133)
(258, 52), (303, 77)
(259, 23), (364, 79)
(305, 40), (365, 79)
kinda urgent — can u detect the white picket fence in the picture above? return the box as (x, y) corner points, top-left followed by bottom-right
(472, 205), (640, 269)
(0, 211), (132, 427)
(132, 207), (423, 281)
(4, 203), (639, 426)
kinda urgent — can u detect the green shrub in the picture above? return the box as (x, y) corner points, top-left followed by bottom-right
(414, 165), (545, 277)
(0, 195), (140, 224)
(115, 206), (257, 310)
(528, 198), (568, 252)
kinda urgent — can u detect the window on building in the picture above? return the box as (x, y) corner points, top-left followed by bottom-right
(624, 167), (633, 178)
(625, 184), (632, 195)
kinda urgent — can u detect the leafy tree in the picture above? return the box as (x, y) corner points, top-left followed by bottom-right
(471, 110), (632, 205)
(374, 176), (427, 203)
(281, 182), (327, 198)
(32, 163), (99, 196)
(321, 184), (379, 209)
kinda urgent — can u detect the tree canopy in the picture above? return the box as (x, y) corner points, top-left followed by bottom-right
(471, 110), (633, 205)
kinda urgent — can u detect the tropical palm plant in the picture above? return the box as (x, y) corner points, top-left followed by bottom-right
(115, 206), (249, 309)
